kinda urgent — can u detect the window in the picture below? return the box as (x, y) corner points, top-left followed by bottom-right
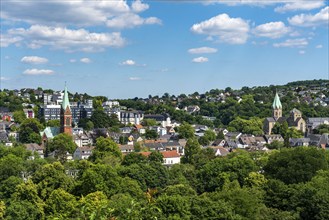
(66, 117), (71, 126)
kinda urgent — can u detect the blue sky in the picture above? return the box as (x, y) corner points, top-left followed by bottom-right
(1, 0), (328, 98)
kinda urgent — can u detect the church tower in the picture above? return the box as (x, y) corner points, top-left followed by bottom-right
(272, 92), (282, 121)
(60, 84), (72, 135)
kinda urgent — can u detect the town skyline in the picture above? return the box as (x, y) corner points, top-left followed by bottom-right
(1, 0), (328, 98)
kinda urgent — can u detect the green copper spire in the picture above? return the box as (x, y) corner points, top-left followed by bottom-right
(272, 92), (282, 109)
(62, 83), (70, 110)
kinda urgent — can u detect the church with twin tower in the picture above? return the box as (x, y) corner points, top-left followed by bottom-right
(60, 85), (72, 136)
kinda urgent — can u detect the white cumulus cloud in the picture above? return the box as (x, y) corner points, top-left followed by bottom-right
(191, 14), (249, 44)
(275, 0), (325, 13)
(0, 34), (22, 47)
(273, 38), (308, 48)
(80, 58), (91, 63)
(288, 6), (329, 27)
(192, 57), (209, 63)
(188, 47), (218, 54)
(21, 56), (48, 64)
(1, 0), (159, 29)
(120, 60), (136, 66)
(0, 77), (10, 81)
(5, 25), (125, 52)
(69, 59), (77, 63)
(23, 68), (54, 75)
(107, 13), (161, 29)
(253, 21), (290, 39)
(316, 44), (323, 49)
(132, 0), (149, 13)
(299, 50), (306, 55)
(129, 77), (141, 81)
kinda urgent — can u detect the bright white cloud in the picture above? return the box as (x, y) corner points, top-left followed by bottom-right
(188, 47), (218, 54)
(1, 0), (159, 29)
(203, 0), (280, 6)
(273, 38), (308, 48)
(69, 59), (77, 63)
(107, 13), (161, 29)
(299, 50), (306, 54)
(23, 68), (54, 75)
(191, 14), (249, 44)
(120, 60), (136, 66)
(288, 6), (329, 27)
(80, 58), (91, 63)
(21, 56), (48, 64)
(316, 44), (323, 49)
(132, 0), (149, 13)
(275, 1), (325, 13)
(192, 57), (209, 63)
(253, 21), (290, 39)
(0, 77), (10, 81)
(5, 25), (125, 52)
(129, 77), (141, 81)
(0, 34), (22, 47)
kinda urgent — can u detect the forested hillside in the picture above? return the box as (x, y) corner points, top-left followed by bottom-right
(0, 141), (328, 219)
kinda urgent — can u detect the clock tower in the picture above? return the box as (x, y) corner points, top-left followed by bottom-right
(60, 84), (72, 135)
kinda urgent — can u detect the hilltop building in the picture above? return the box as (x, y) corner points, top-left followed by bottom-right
(264, 92), (306, 135)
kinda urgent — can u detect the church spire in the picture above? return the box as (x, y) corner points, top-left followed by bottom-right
(272, 92), (282, 110)
(272, 91), (282, 120)
(60, 83), (72, 135)
(62, 83), (70, 110)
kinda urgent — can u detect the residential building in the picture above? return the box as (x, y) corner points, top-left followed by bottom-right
(120, 110), (144, 125)
(23, 109), (35, 118)
(73, 146), (94, 160)
(289, 138), (310, 147)
(307, 118), (329, 133)
(39, 104), (61, 121)
(24, 143), (45, 158)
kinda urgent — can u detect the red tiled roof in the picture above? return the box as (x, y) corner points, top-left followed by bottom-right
(161, 150), (180, 158)
(135, 124), (143, 129)
(139, 152), (151, 157)
(139, 150), (180, 158)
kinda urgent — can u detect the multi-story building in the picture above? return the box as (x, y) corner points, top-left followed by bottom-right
(40, 99), (93, 123)
(102, 100), (120, 108)
(39, 104), (61, 121)
(120, 110), (144, 125)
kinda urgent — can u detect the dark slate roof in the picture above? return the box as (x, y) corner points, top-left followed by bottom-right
(0, 131), (8, 142)
(289, 138), (310, 146)
(0, 107), (10, 113)
(265, 117), (276, 122)
(319, 134), (329, 146)
(144, 114), (167, 121)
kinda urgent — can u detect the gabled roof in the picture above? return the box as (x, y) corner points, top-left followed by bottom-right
(40, 127), (60, 139)
(161, 150), (180, 158)
(290, 108), (301, 114)
(24, 143), (44, 151)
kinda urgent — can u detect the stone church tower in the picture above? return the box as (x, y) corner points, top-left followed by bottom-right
(60, 85), (72, 135)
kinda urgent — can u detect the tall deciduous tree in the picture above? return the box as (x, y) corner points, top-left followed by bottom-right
(182, 137), (201, 164)
(178, 122), (195, 139)
(89, 137), (122, 162)
(47, 133), (76, 163)
(264, 147), (328, 184)
(13, 110), (26, 124)
(19, 118), (43, 144)
(90, 110), (111, 128)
